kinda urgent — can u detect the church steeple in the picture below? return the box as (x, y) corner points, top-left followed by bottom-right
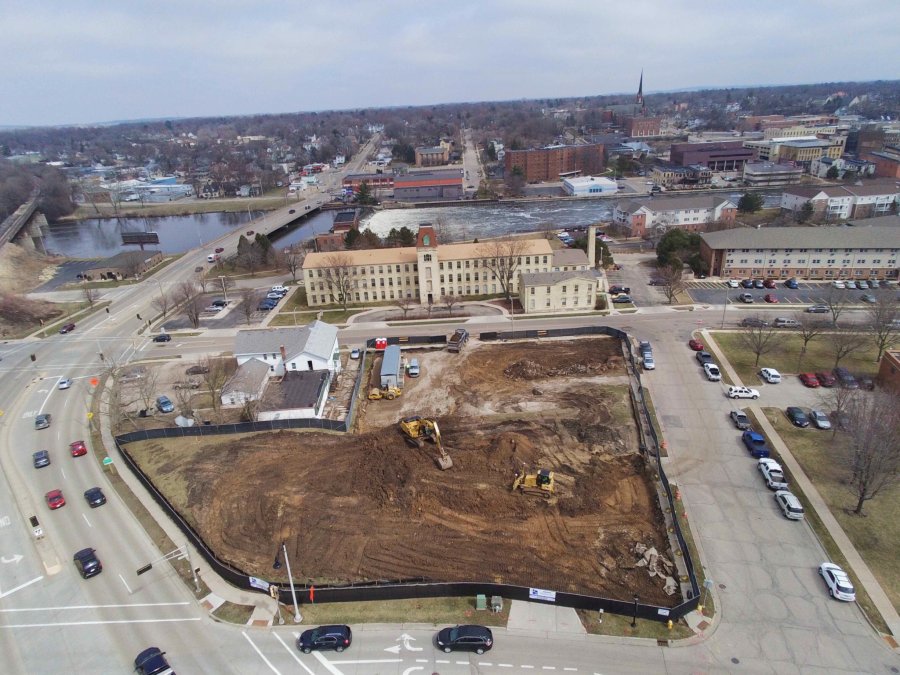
(635, 70), (645, 111)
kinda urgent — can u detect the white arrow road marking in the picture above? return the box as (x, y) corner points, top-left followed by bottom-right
(0, 575), (43, 599)
(1, 554), (24, 564)
(241, 631), (281, 675)
(312, 651), (344, 675)
(384, 645), (401, 654)
(399, 633), (422, 651)
(402, 668), (424, 675)
(272, 631), (315, 675)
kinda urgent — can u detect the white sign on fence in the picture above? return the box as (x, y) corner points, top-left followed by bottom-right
(528, 587), (557, 603)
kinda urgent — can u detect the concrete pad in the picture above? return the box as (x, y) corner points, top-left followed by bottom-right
(507, 600), (585, 634)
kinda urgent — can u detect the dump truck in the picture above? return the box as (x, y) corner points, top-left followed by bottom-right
(398, 416), (453, 470)
(447, 328), (469, 353)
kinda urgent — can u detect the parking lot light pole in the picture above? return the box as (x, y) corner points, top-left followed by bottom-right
(282, 541), (302, 623)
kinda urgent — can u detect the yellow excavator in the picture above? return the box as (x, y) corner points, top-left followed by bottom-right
(512, 468), (555, 498)
(398, 416), (453, 470)
(369, 386), (402, 400)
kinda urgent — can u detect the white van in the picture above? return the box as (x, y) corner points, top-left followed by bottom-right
(407, 358), (420, 377)
(206, 254), (219, 263)
(774, 317), (799, 328)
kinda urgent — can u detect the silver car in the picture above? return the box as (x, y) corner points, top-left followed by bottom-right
(58, 378), (73, 390)
(810, 409), (831, 430)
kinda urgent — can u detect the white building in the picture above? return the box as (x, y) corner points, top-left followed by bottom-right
(562, 176), (617, 196)
(780, 181), (900, 220)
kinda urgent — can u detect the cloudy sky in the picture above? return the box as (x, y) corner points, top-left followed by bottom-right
(2, 0), (898, 127)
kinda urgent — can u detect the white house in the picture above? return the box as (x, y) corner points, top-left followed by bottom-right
(562, 176), (617, 196)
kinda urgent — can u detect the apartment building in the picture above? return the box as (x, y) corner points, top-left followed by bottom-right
(780, 181), (900, 220)
(519, 271), (599, 313)
(613, 195), (737, 237)
(742, 162), (803, 187)
(622, 116), (661, 138)
(504, 143), (604, 182)
(699, 218), (900, 280)
(301, 225), (596, 307)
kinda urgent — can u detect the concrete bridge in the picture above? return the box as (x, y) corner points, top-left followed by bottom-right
(0, 194), (46, 251)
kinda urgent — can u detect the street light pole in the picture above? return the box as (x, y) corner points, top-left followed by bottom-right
(281, 541), (302, 623)
(721, 285), (728, 328)
(631, 594), (639, 628)
(218, 276), (229, 303)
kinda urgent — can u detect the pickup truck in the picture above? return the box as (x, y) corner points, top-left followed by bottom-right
(447, 328), (469, 353)
(742, 430), (771, 458)
(610, 285), (631, 295)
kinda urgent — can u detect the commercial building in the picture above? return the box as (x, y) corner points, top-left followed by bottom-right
(504, 143), (605, 183)
(301, 225), (598, 308)
(393, 170), (463, 202)
(744, 135), (845, 167)
(698, 218), (900, 280)
(341, 173), (394, 195)
(742, 162), (803, 187)
(622, 116), (661, 138)
(613, 196), (737, 237)
(867, 145), (900, 179)
(414, 145), (450, 167)
(562, 176), (617, 196)
(780, 181), (900, 220)
(669, 141), (754, 171)
(650, 164), (712, 189)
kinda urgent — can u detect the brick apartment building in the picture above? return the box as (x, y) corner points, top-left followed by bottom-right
(504, 143), (604, 182)
(669, 141), (755, 171)
(622, 116), (661, 138)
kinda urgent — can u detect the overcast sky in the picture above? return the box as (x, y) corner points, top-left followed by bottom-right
(2, 0), (898, 128)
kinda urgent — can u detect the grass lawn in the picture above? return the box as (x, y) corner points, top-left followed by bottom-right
(711, 331), (880, 382)
(757, 409), (899, 616)
(294, 596), (510, 627)
(270, 310), (355, 326)
(212, 601), (255, 625)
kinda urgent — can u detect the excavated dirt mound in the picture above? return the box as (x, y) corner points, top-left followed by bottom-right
(129, 338), (675, 605)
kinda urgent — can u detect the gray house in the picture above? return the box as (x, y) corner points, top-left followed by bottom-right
(233, 321), (341, 377)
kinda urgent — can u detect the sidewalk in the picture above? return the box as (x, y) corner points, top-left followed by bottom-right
(701, 328), (900, 640)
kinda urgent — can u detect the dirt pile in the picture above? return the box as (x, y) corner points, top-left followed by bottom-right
(504, 355), (624, 380)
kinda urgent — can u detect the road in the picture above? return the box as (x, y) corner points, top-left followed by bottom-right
(461, 128), (483, 195)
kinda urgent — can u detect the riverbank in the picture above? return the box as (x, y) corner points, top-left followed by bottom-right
(62, 195), (290, 222)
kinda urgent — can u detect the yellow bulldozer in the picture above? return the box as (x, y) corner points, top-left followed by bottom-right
(512, 468), (555, 498)
(368, 386), (402, 401)
(398, 416), (453, 470)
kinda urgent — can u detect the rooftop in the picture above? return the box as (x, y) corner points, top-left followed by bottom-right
(552, 248), (590, 267)
(264, 370), (329, 412)
(521, 270), (600, 286)
(234, 321), (337, 362)
(701, 221), (900, 250)
(617, 195), (735, 214)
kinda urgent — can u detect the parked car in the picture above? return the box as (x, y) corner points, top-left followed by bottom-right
(688, 339), (704, 351)
(32, 450), (50, 468)
(59, 322), (76, 334)
(759, 368), (782, 384)
(831, 280), (846, 289)
(257, 301), (276, 311)
(214, 247), (225, 254)
(858, 280), (870, 289)
(73, 548), (102, 578)
(703, 363), (721, 381)
(763, 294), (779, 303)
(642, 354), (655, 370)
(815, 371), (836, 387)
(740, 279), (755, 289)
(758, 458), (788, 490)
(84, 487), (107, 508)
(350, 348), (361, 360)
(34, 413), (52, 430)
(742, 430), (771, 457)
(833, 367), (858, 389)
(609, 285), (631, 295)
(739, 293), (754, 303)
(786, 406), (810, 428)
(152, 333), (171, 343)
(869, 279), (880, 288)
(785, 278), (799, 289)
(134, 647), (173, 675)
(611, 295), (633, 304)
(774, 490), (804, 520)
(186, 365), (209, 375)
(798, 373), (820, 388)
(436, 625), (494, 654)
(45, 489), (66, 510)
(695, 351), (713, 365)
(740, 317), (769, 327)
(730, 410), (751, 430)
(729, 386), (760, 400)
(830, 410), (852, 431)
(753, 279), (765, 289)
(773, 317), (799, 328)
(806, 304), (829, 313)
(156, 395), (175, 413)
(818, 562), (856, 602)
(271, 285), (288, 294)
(726, 279), (740, 288)
(846, 280), (859, 289)
(296, 625), (352, 653)
(763, 279), (776, 289)
(856, 374), (874, 391)
(70, 440), (88, 457)
(861, 293), (877, 304)
(809, 409), (831, 430)
(58, 378), (73, 390)
(266, 292), (284, 301)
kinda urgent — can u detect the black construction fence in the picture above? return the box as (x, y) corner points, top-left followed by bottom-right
(114, 328), (699, 623)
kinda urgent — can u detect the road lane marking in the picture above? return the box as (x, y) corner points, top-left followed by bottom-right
(312, 650), (344, 674)
(241, 631), (281, 674)
(82, 513), (92, 528)
(61, 468), (67, 480)
(498, 665), (513, 669)
(0, 601), (190, 612)
(1, 617), (201, 628)
(0, 576), (44, 599)
(522, 666), (535, 670)
(563, 669), (578, 672)
(272, 631), (315, 675)
(330, 659), (403, 665)
(118, 574), (132, 594)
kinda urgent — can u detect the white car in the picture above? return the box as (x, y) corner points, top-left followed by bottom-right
(758, 458), (788, 490)
(726, 279), (740, 288)
(831, 280), (846, 289)
(703, 363), (721, 381)
(271, 285), (288, 294)
(58, 378), (73, 390)
(350, 348), (361, 360)
(727, 386), (760, 400)
(759, 368), (782, 384)
(818, 562), (856, 602)
(809, 409), (832, 430)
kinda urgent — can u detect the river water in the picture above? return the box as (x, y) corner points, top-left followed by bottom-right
(43, 191), (778, 258)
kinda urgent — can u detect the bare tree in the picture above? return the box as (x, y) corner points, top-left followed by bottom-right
(480, 237), (529, 311)
(238, 287), (261, 325)
(820, 385), (859, 439)
(395, 296), (416, 319)
(81, 284), (99, 308)
(279, 246), (305, 282)
(656, 263), (686, 305)
(174, 280), (203, 329)
(739, 320), (779, 367)
(866, 291), (899, 361)
(151, 290), (172, 319)
(240, 398), (260, 423)
(172, 384), (196, 416)
(843, 390), (900, 515)
(199, 356), (230, 422)
(829, 328), (863, 368)
(794, 313), (829, 371)
(824, 286), (850, 326)
(322, 253), (357, 311)
(134, 368), (160, 413)
(195, 271), (210, 293)
(442, 293), (460, 317)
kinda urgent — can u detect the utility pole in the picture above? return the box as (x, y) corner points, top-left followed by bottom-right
(281, 541), (302, 623)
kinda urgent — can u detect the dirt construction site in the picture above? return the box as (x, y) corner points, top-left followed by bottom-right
(126, 337), (678, 606)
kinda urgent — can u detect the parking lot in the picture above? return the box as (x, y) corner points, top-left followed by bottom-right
(688, 280), (897, 307)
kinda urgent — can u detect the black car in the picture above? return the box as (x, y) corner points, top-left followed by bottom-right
(695, 351), (713, 365)
(186, 365), (210, 375)
(289, 209), (296, 214)
(134, 647), (173, 675)
(740, 279), (755, 288)
(152, 334), (171, 343)
(610, 285), (631, 295)
(833, 367), (858, 390)
(856, 374), (875, 391)
(59, 322), (76, 334)
(296, 625), (352, 653)
(611, 295), (633, 304)
(785, 278), (799, 289)
(33, 450), (51, 468)
(436, 625), (493, 654)
(84, 487), (106, 508)
(740, 317), (770, 328)
(210, 299), (229, 308)
(257, 301), (277, 311)
(73, 548), (102, 579)
(786, 406), (810, 428)
(729, 411), (751, 430)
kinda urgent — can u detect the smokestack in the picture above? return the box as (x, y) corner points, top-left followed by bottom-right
(587, 225), (597, 268)
(279, 344), (287, 367)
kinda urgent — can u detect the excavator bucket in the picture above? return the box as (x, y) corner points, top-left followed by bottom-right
(435, 454), (453, 470)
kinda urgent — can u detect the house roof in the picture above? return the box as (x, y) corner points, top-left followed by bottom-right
(234, 321), (337, 362)
(552, 248), (590, 267)
(783, 180), (900, 199)
(521, 270), (600, 286)
(700, 222), (900, 250)
(617, 195), (735, 214)
(263, 370), (329, 412)
(395, 170), (462, 187)
(222, 359), (270, 397)
(304, 246), (419, 268)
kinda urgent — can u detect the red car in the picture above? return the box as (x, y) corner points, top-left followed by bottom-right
(799, 373), (820, 388)
(214, 247), (224, 254)
(764, 294), (779, 303)
(70, 440), (88, 457)
(46, 489), (66, 509)
(763, 279), (776, 289)
(688, 339), (704, 351)
(815, 372), (836, 387)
